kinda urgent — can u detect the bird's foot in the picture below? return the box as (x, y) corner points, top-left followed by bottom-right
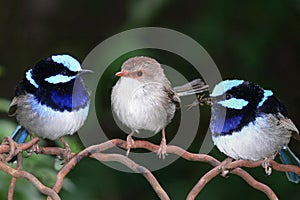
(126, 135), (135, 156)
(219, 157), (234, 177)
(157, 138), (168, 159)
(26, 144), (40, 157)
(64, 144), (72, 162)
(262, 159), (272, 176)
(60, 137), (73, 162)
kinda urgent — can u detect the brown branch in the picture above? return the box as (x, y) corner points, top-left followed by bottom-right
(226, 159), (300, 176)
(0, 137), (40, 162)
(8, 153), (22, 200)
(0, 137), (39, 154)
(0, 161), (60, 200)
(0, 137), (299, 200)
(50, 140), (117, 195)
(231, 168), (278, 200)
(91, 153), (170, 200)
(113, 139), (221, 167)
(187, 165), (220, 200)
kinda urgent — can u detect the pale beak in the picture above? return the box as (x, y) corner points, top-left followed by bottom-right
(78, 69), (93, 75)
(115, 70), (128, 77)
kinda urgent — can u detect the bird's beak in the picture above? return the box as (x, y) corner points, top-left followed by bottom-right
(115, 70), (128, 77)
(78, 69), (93, 75)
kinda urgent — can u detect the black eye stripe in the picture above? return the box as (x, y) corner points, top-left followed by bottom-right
(59, 67), (77, 76)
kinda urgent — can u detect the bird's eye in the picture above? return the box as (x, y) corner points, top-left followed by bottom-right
(137, 71), (143, 77)
(61, 70), (68, 75)
(225, 94), (232, 100)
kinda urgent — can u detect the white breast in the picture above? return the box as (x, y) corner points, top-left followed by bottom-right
(111, 77), (174, 133)
(16, 94), (89, 140)
(212, 115), (292, 161)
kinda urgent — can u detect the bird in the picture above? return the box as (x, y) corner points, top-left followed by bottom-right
(111, 56), (208, 159)
(8, 54), (91, 161)
(206, 79), (300, 183)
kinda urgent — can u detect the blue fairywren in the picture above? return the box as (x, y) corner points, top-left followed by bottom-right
(8, 54), (90, 161)
(207, 80), (300, 183)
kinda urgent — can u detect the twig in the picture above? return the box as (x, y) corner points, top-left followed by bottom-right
(50, 140), (117, 195)
(0, 138), (299, 200)
(8, 153), (22, 200)
(0, 161), (60, 200)
(186, 165), (220, 200)
(226, 159), (300, 177)
(231, 168), (278, 200)
(91, 153), (170, 200)
(0, 137), (40, 161)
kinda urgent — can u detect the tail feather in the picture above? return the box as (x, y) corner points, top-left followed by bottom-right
(279, 145), (300, 183)
(174, 78), (209, 97)
(11, 125), (28, 144)
(9, 125), (28, 162)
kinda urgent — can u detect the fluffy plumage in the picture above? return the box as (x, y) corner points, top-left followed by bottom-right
(111, 56), (208, 158)
(9, 54), (90, 142)
(209, 80), (300, 183)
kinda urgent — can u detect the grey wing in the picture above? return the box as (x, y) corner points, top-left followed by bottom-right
(8, 97), (18, 117)
(277, 116), (300, 140)
(268, 113), (299, 140)
(163, 86), (180, 108)
(162, 86), (179, 122)
(280, 117), (300, 141)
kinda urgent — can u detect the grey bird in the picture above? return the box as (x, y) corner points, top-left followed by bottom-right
(111, 56), (208, 159)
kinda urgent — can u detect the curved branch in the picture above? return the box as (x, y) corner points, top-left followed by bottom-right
(91, 153), (170, 200)
(231, 168), (278, 200)
(219, 159), (300, 177)
(0, 137), (299, 200)
(8, 153), (22, 200)
(0, 161), (60, 200)
(186, 166), (220, 200)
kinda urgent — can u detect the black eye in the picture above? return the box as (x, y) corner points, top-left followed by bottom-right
(60, 69), (68, 75)
(137, 71), (143, 77)
(225, 94), (232, 100)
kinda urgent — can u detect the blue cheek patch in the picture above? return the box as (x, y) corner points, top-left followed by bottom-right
(45, 74), (76, 84)
(217, 98), (248, 109)
(257, 90), (273, 108)
(51, 55), (81, 72)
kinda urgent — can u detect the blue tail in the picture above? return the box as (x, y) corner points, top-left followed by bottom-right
(279, 145), (300, 183)
(9, 125), (29, 162)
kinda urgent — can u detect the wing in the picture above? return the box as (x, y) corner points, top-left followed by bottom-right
(278, 116), (299, 133)
(8, 79), (33, 117)
(163, 86), (180, 108)
(258, 95), (299, 139)
(266, 113), (299, 140)
(8, 97), (19, 117)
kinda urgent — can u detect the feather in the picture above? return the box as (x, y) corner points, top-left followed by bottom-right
(173, 78), (209, 96)
(8, 97), (18, 116)
(279, 146), (300, 183)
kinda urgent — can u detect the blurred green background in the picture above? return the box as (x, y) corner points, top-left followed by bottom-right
(0, 0), (299, 199)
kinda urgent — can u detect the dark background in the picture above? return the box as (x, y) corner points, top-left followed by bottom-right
(0, 1), (299, 199)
